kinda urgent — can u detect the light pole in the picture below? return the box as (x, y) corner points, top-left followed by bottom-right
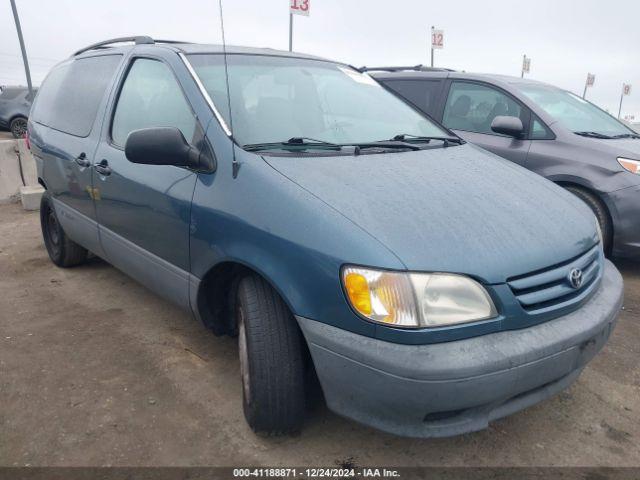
(618, 84), (632, 119)
(9, 0), (33, 95)
(430, 26), (434, 68)
(583, 73), (595, 99)
(288, 13), (293, 51)
(521, 54), (529, 78)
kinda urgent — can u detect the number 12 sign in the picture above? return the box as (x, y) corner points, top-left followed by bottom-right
(290, 0), (310, 16)
(431, 29), (444, 50)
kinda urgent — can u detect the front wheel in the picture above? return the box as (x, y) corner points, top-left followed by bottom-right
(565, 186), (613, 255)
(236, 274), (306, 435)
(10, 116), (27, 139)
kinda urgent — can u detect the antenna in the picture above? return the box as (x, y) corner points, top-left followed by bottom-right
(218, 0), (239, 178)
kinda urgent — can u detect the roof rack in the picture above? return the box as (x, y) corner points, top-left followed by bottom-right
(359, 65), (455, 73)
(72, 36), (191, 57)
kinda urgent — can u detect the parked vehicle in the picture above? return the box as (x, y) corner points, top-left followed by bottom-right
(0, 85), (37, 138)
(30, 38), (623, 438)
(368, 66), (640, 258)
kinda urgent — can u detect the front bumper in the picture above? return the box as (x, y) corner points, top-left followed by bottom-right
(297, 260), (623, 438)
(605, 184), (640, 258)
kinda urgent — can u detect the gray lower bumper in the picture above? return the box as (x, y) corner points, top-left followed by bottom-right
(297, 260), (623, 438)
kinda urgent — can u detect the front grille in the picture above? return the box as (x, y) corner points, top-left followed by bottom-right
(507, 244), (602, 313)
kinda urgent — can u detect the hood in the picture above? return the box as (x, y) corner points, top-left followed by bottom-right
(264, 144), (598, 283)
(586, 137), (640, 159)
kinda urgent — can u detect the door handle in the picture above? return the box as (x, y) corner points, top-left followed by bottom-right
(75, 152), (90, 168)
(94, 160), (112, 176)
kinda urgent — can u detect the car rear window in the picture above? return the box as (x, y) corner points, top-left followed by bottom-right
(31, 55), (121, 137)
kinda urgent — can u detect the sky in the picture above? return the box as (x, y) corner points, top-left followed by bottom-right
(1, 0), (639, 119)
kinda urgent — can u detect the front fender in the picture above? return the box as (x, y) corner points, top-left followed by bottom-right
(189, 149), (405, 338)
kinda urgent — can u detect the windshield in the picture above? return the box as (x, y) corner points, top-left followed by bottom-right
(517, 84), (633, 137)
(188, 54), (449, 147)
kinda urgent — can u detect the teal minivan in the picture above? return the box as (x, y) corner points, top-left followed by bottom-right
(29, 37), (623, 437)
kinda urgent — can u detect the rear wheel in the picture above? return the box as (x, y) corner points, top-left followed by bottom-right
(565, 186), (612, 254)
(10, 116), (27, 139)
(236, 274), (306, 435)
(40, 193), (88, 267)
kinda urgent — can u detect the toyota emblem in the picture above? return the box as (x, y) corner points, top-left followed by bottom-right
(569, 268), (583, 289)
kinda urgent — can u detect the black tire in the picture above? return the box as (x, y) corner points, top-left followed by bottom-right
(236, 274), (306, 435)
(565, 186), (613, 254)
(40, 193), (88, 267)
(10, 116), (27, 139)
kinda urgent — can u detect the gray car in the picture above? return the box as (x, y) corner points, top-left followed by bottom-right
(369, 67), (640, 258)
(0, 85), (36, 138)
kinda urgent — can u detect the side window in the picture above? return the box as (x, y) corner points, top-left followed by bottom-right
(31, 55), (121, 137)
(111, 58), (196, 147)
(531, 116), (554, 140)
(382, 80), (441, 115)
(443, 82), (523, 135)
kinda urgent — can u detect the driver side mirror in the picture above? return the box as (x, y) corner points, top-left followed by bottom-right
(491, 116), (525, 138)
(125, 127), (201, 169)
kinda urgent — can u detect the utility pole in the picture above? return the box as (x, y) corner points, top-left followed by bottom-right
(10, 0), (33, 95)
(288, 13), (293, 51)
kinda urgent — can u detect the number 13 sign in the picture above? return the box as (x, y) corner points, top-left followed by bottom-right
(290, 0), (310, 16)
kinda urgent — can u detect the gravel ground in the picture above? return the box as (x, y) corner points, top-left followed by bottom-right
(0, 202), (638, 467)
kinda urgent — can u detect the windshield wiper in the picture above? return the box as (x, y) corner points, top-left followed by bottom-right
(243, 137), (342, 152)
(611, 133), (640, 139)
(574, 131), (615, 139)
(391, 133), (464, 146)
(244, 137), (421, 153)
(350, 140), (421, 151)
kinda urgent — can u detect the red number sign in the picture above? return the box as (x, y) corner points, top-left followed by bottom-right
(290, 0), (310, 16)
(431, 29), (444, 50)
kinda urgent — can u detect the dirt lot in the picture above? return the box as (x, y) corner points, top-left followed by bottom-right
(0, 202), (639, 467)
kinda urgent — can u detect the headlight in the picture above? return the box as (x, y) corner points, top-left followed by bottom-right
(617, 157), (640, 174)
(342, 266), (497, 328)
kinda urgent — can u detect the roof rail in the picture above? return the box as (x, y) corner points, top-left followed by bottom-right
(359, 65), (455, 73)
(73, 36), (155, 56)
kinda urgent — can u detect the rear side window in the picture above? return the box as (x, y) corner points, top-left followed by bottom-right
(31, 55), (121, 137)
(381, 80), (441, 115)
(111, 58), (196, 147)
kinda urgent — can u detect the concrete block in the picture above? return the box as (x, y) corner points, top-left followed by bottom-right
(20, 185), (44, 211)
(0, 139), (38, 204)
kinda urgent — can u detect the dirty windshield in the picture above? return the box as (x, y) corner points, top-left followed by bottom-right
(188, 54), (449, 148)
